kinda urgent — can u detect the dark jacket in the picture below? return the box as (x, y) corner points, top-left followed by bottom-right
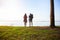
(29, 14), (33, 21)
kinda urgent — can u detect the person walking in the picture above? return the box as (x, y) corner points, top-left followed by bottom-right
(29, 13), (33, 27)
(23, 13), (27, 27)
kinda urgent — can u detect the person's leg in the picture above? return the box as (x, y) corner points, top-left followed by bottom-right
(24, 22), (25, 26)
(32, 19), (33, 26)
(30, 22), (31, 26)
(29, 21), (32, 27)
(31, 22), (33, 26)
(29, 20), (30, 27)
(31, 20), (33, 27)
(24, 22), (26, 27)
(29, 21), (31, 27)
(29, 21), (30, 27)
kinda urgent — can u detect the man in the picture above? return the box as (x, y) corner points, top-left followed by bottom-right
(29, 13), (33, 27)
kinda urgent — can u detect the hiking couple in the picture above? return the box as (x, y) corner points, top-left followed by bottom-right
(23, 13), (33, 27)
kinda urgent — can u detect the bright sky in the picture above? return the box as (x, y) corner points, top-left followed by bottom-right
(0, 0), (60, 26)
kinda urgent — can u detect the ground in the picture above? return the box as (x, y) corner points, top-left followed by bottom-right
(0, 26), (60, 40)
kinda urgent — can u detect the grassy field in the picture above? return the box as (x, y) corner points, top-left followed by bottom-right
(0, 26), (60, 40)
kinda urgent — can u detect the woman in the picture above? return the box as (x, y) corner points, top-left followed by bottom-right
(23, 13), (27, 27)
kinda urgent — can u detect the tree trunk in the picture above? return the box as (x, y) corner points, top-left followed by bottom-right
(50, 0), (55, 27)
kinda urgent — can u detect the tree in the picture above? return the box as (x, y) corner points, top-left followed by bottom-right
(50, 0), (55, 27)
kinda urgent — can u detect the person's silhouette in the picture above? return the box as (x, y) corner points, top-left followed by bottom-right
(23, 13), (27, 27)
(29, 13), (33, 27)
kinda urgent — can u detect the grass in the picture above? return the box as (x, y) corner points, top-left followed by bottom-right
(0, 26), (60, 40)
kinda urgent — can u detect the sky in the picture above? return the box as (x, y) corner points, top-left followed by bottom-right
(0, 0), (60, 26)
